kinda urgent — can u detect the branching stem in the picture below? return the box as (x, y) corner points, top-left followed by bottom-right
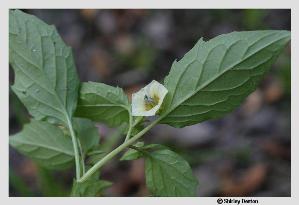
(78, 118), (160, 183)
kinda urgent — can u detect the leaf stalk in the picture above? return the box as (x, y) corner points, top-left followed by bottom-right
(66, 117), (81, 180)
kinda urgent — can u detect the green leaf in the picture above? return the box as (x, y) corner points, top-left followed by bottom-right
(71, 179), (112, 197)
(75, 82), (130, 127)
(121, 144), (198, 196)
(37, 166), (69, 196)
(121, 143), (168, 161)
(70, 170), (112, 197)
(160, 30), (290, 127)
(9, 10), (80, 125)
(86, 125), (127, 165)
(120, 142), (144, 161)
(86, 147), (107, 165)
(144, 147), (198, 196)
(9, 120), (74, 169)
(73, 118), (100, 154)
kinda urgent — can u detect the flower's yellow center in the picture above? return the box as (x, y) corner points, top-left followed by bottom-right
(144, 94), (160, 111)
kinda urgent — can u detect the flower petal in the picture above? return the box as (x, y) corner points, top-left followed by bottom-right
(132, 80), (168, 117)
(132, 88), (147, 116)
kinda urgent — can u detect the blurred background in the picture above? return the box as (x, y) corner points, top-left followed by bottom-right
(9, 9), (291, 197)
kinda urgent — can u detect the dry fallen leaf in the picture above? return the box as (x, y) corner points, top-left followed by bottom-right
(220, 163), (267, 196)
(264, 77), (284, 103)
(261, 139), (290, 160)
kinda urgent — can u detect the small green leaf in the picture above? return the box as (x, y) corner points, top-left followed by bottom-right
(71, 179), (112, 197)
(73, 118), (100, 154)
(75, 82), (130, 127)
(9, 10), (80, 126)
(71, 170), (111, 197)
(161, 30), (290, 127)
(86, 126), (126, 165)
(120, 142), (144, 161)
(121, 143), (168, 161)
(86, 144), (108, 165)
(144, 147), (198, 196)
(87, 152), (106, 165)
(87, 148), (106, 156)
(9, 121), (74, 169)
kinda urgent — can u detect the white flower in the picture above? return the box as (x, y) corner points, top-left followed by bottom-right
(132, 80), (168, 116)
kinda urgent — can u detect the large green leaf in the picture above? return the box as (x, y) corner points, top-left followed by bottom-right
(160, 30), (290, 127)
(75, 82), (130, 127)
(9, 10), (79, 125)
(145, 148), (198, 196)
(9, 121), (74, 169)
(73, 118), (100, 154)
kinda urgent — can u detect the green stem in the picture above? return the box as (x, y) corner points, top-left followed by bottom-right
(66, 117), (81, 180)
(78, 118), (160, 183)
(77, 138), (85, 175)
(132, 116), (144, 127)
(124, 114), (133, 142)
